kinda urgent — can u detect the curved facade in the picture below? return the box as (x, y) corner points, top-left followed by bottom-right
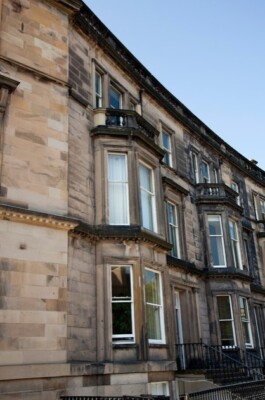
(0, 0), (265, 398)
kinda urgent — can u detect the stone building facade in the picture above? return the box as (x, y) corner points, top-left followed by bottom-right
(0, 0), (265, 398)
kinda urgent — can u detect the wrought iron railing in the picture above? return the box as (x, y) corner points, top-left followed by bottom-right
(176, 343), (265, 385)
(60, 397), (170, 400)
(182, 379), (265, 399)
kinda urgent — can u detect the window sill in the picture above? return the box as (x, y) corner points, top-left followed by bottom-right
(112, 343), (138, 349)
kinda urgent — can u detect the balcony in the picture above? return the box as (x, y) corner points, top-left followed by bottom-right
(93, 108), (159, 140)
(92, 108), (164, 157)
(195, 183), (241, 209)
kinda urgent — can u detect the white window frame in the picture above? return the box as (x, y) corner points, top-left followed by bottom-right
(162, 130), (172, 167)
(95, 70), (103, 108)
(191, 152), (199, 183)
(149, 382), (169, 396)
(145, 268), (165, 344)
(229, 219), (243, 270)
(239, 297), (253, 348)
(217, 295), (236, 348)
(208, 215), (226, 268)
(167, 202), (181, 258)
(108, 153), (130, 225)
(111, 265), (135, 343)
(201, 161), (210, 183)
(139, 162), (157, 232)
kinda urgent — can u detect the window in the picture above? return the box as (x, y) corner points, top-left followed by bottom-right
(95, 71), (103, 108)
(213, 167), (219, 183)
(201, 161), (210, 183)
(145, 268), (165, 343)
(191, 152), (199, 183)
(229, 219), (242, 269)
(150, 382), (169, 396)
(231, 181), (240, 206)
(167, 202), (181, 258)
(243, 237), (250, 271)
(217, 295), (236, 347)
(111, 266), (134, 343)
(208, 215), (226, 267)
(253, 194), (259, 220)
(260, 199), (265, 220)
(109, 85), (122, 109)
(108, 154), (129, 225)
(162, 130), (172, 167)
(139, 163), (157, 232)
(239, 297), (253, 348)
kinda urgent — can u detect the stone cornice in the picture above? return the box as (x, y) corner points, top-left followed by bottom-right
(0, 203), (78, 231)
(74, 223), (172, 251)
(91, 126), (165, 159)
(203, 267), (254, 283)
(72, 4), (265, 186)
(250, 284), (265, 295)
(167, 255), (202, 275)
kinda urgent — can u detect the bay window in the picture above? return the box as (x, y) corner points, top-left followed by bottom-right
(239, 297), (253, 348)
(111, 265), (134, 343)
(217, 295), (236, 347)
(167, 202), (181, 258)
(145, 268), (165, 343)
(108, 154), (129, 225)
(229, 219), (242, 269)
(208, 215), (226, 267)
(139, 163), (157, 232)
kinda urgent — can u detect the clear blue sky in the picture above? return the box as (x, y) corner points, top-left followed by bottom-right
(86, 0), (265, 170)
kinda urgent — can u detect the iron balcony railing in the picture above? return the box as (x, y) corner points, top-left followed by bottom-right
(60, 396), (170, 400)
(182, 379), (265, 400)
(176, 343), (265, 385)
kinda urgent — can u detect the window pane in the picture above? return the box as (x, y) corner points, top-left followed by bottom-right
(208, 215), (226, 267)
(112, 302), (132, 335)
(110, 86), (121, 109)
(167, 203), (180, 258)
(108, 154), (129, 225)
(108, 154), (127, 181)
(146, 304), (162, 340)
(145, 269), (160, 304)
(145, 269), (164, 342)
(210, 236), (225, 266)
(217, 296), (235, 347)
(111, 266), (134, 341)
(208, 216), (222, 235)
(140, 164), (152, 192)
(141, 190), (153, 230)
(139, 164), (156, 231)
(112, 266), (131, 298)
(217, 296), (232, 319)
(219, 321), (235, 346)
